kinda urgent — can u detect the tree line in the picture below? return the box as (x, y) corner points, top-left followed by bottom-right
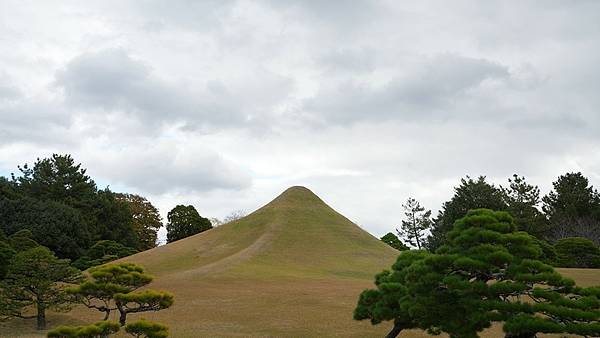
(381, 174), (600, 268)
(0, 154), (247, 272)
(0, 154), (247, 335)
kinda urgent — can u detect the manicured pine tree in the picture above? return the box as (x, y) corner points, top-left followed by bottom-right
(47, 321), (120, 338)
(124, 320), (169, 338)
(356, 209), (600, 338)
(67, 262), (174, 326)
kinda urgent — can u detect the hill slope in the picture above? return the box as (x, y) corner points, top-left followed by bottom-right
(117, 186), (399, 337)
(129, 186), (398, 280)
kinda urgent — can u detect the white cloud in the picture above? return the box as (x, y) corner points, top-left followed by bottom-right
(0, 0), (599, 241)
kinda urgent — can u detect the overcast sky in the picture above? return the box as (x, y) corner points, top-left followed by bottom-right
(1, 1), (599, 242)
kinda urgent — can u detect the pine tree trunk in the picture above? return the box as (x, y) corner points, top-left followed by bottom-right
(505, 333), (537, 338)
(36, 302), (46, 330)
(385, 322), (403, 338)
(119, 310), (127, 326)
(116, 301), (127, 326)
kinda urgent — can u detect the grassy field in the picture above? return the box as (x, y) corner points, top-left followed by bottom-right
(2, 187), (600, 338)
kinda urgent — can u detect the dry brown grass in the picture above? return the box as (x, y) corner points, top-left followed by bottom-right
(2, 187), (599, 337)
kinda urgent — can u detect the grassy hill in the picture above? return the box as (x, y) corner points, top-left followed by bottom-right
(3, 186), (600, 337)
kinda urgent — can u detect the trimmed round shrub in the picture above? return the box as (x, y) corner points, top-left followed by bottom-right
(554, 237), (600, 268)
(47, 321), (120, 338)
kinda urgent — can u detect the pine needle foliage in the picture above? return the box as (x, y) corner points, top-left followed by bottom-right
(47, 321), (120, 338)
(124, 320), (169, 338)
(356, 209), (600, 338)
(67, 263), (173, 326)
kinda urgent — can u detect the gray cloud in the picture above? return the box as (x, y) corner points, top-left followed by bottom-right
(1, 0), (600, 239)
(56, 48), (293, 132)
(82, 140), (251, 194)
(304, 54), (510, 124)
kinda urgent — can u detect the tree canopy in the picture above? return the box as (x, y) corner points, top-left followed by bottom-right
(397, 197), (431, 249)
(1, 246), (81, 330)
(166, 205), (212, 243)
(380, 232), (409, 251)
(357, 209), (600, 338)
(427, 176), (507, 251)
(116, 193), (162, 251)
(1, 154), (143, 259)
(543, 172), (600, 244)
(67, 262), (174, 326)
(501, 174), (550, 239)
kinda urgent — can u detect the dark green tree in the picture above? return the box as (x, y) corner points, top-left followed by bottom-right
(0, 197), (90, 259)
(72, 240), (137, 270)
(554, 237), (600, 268)
(8, 229), (40, 252)
(357, 209), (600, 338)
(124, 319), (169, 338)
(67, 263), (174, 326)
(397, 197), (431, 249)
(47, 321), (121, 338)
(8, 154), (138, 250)
(1, 246), (81, 330)
(0, 240), (15, 279)
(542, 172), (600, 244)
(501, 174), (550, 239)
(166, 205), (212, 243)
(380, 232), (409, 251)
(14, 154), (97, 208)
(354, 250), (428, 337)
(91, 189), (138, 249)
(116, 193), (162, 251)
(426, 176), (506, 251)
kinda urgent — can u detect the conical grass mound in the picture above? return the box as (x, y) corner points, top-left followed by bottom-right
(72, 187), (400, 337)
(127, 186), (398, 280)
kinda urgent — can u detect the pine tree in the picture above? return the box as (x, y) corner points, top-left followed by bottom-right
(356, 209), (600, 338)
(1, 247), (81, 330)
(427, 176), (506, 251)
(501, 174), (550, 239)
(67, 262), (173, 326)
(397, 198), (431, 249)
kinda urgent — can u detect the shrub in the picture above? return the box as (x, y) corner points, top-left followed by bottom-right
(554, 237), (600, 268)
(124, 320), (169, 338)
(47, 321), (120, 338)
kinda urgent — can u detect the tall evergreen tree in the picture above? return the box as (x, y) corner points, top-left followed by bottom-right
(91, 189), (138, 248)
(542, 172), (600, 244)
(14, 154), (97, 209)
(397, 198), (431, 249)
(501, 174), (550, 239)
(426, 176), (506, 251)
(6, 154), (139, 251)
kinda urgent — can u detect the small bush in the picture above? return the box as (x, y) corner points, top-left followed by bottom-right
(124, 320), (169, 338)
(47, 321), (120, 338)
(554, 237), (600, 268)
